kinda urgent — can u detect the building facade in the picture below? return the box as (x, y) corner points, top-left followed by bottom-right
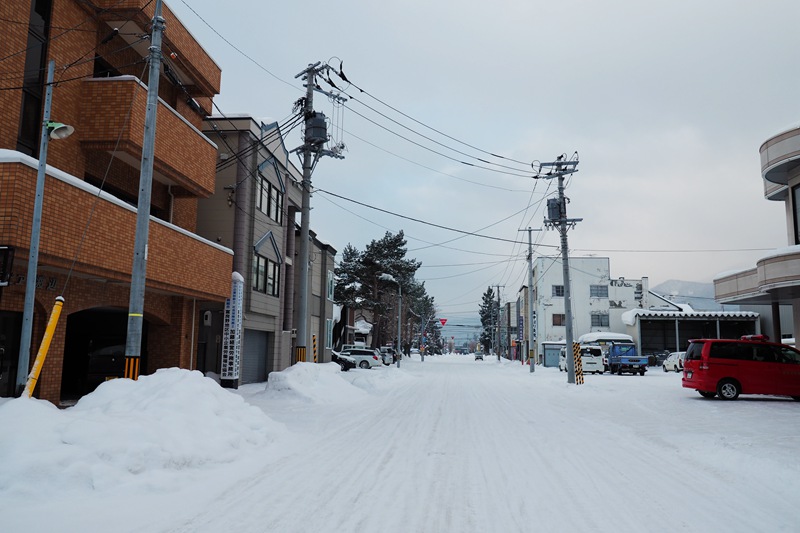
(197, 116), (337, 384)
(0, 0), (232, 403)
(714, 126), (800, 341)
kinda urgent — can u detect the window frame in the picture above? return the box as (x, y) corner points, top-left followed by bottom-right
(253, 253), (280, 297)
(589, 285), (609, 298)
(552, 285), (564, 297)
(552, 313), (566, 326)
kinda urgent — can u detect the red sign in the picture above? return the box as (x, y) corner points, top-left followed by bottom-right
(439, 318), (447, 326)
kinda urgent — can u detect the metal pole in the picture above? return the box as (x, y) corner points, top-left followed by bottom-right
(125, 0), (165, 379)
(559, 173), (576, 384)
(16, 60), (55, 395)
(396, 285), (402, 365)
(527, 228), (536, 372)
(295, 65), (317, 365)
(496, 287), (501, 361)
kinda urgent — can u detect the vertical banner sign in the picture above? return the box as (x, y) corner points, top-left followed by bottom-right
(517, 314), (524, 340)
(221, 272), (244, 384)
(531, 310), (537, 341)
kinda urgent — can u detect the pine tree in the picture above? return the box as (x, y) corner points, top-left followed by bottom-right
(478, 287), (496, 351)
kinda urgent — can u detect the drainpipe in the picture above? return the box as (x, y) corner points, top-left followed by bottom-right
(167, 185), (174, 223)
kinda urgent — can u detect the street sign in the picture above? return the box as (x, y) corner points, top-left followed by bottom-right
(439, 318), (447, 326)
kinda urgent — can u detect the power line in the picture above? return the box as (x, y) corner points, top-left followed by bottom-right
(331, 66), (533, 167)
(315, 188), (558, 248)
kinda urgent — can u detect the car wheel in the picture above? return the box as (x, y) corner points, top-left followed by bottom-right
(717, 379), (740, 401)
(792, 396), (800, 401)
(639, 369), (645, 376)
(359, 361), (369, 369)
(617, 367), (623, 375)
(675, 366), (681, 373)
(662, 365), (667, 372)
(698, 391), (716, 399)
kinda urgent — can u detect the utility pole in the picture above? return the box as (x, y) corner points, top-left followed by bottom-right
(538, 155), (581, 384)
(518, 228), (541, 373)
(494, 284), (504, 361)
(124, 0), (165, 379)
(292, 62), (345, 365)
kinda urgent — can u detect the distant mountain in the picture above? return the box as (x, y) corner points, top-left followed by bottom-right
(650, 280), (736, 311)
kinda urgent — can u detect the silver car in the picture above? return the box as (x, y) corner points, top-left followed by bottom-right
(662, 351), (685, 372)
(341, 348), (383, 369)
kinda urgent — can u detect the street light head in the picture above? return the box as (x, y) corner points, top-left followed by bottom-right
(47, 122), (74, 140)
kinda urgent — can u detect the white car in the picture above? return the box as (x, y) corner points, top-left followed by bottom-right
(662, 351), (685, 372)
(558, 346), (604, 374)
(341, 348), (383, 369)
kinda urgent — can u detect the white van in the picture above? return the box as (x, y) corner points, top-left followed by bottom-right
(559, 345), (604, 374)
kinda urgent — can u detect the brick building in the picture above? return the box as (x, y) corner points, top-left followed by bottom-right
(0, 0), (232, 403)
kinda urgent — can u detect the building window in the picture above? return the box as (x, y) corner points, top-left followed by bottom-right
(793, 184), (800, 245)
(590, 285), (609, 298)
(257, 173), (283, 224)
(325, 318), (333, 349)
(327, 270), (335, 301)
(591, 313), (610, 327)
(553, 313), (566, 326)
(16, 0), (53, 156)
(253, 253), (280, 296)
(552, 285), (564, 297)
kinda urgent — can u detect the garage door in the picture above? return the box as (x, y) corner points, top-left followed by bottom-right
(242, 330), (268, 384)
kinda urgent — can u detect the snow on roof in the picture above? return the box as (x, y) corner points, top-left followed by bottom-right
(354, 318), (373, 334)
(578, 332), (633, 343)
(622, 309), (759, 326)
(714, 246), (800, 280)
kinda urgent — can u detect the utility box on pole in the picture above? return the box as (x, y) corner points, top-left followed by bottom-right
(538, 155), (581, 384)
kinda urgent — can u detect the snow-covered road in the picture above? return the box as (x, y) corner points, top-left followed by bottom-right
(2, 354), (799, 532)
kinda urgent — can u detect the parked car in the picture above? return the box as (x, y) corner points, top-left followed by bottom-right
(341, 348), (383, 369)
(475, 351), (484, 361)
(682, 335), (800, 400)
(662, 351), (685, 372)
(331, 352), (356, 372)
(379, 346), (395, 365)
(558, 345), (603, 374)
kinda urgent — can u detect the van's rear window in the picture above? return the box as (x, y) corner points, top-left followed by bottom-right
(685, 342), (704, 361)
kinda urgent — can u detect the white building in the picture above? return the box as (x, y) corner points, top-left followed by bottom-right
(530, 256), (650, 366)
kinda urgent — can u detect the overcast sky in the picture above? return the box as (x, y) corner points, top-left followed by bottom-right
(169, 0), (798, 326)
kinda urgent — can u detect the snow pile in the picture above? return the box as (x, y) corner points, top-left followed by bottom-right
(265, 362), (368, 403)
(0, 368), (283, 497)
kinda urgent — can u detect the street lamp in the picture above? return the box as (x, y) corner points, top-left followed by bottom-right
(16, 59), (74, 395)
(379, 273), (402, 367)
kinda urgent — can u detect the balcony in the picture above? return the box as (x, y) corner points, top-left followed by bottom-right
(0, 151), (232, 301)
(714, 246), (800, 305)
(85, 0), (221, 97)
(760, 125), (800, 200)
(79, 76), (217, 197)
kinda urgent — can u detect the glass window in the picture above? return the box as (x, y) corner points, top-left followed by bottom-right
(590, 285), (608, 298)
(325, 319), (333, 349)
(591, 314), (609, 327)
(776, 345), (800, 364)
(709, 342), (753, 361)
(327, 270), (335, 301)
(553, 314), (565, 326)
(793, 184), (800, 245)
(552, 285), (564, 297)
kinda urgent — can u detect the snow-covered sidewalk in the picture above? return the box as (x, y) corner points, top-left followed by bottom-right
(2, 354), (798, 532)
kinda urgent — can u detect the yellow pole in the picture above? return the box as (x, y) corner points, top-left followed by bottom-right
(23, 296), (64, 398)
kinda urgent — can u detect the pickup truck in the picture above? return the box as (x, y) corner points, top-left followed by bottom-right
(607, 342), (648, 375)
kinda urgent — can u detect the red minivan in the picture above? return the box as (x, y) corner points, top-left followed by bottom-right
(682, 335), (800, 401)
